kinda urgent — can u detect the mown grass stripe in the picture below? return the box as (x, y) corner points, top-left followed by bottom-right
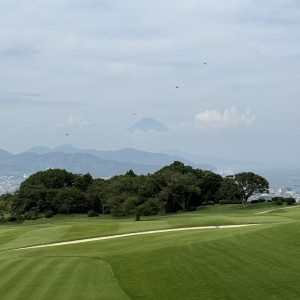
(38, 258), (76, 299)
(0, 258), (43, 298)
(13, 257), (64, 300)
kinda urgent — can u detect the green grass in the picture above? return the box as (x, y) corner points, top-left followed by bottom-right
(0, 202), (300, 299)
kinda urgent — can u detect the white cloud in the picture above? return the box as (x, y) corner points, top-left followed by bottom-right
(193, 107), (255, 130)
(56, 114), (91, 128)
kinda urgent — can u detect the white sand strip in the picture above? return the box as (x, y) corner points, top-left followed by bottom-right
(9, 224), (260, 251)
(255, 205), (300, 214)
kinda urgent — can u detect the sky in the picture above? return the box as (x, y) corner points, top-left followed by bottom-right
(0, 0), (300, 166)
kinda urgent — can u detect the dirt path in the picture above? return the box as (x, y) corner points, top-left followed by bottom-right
(255, 205), (300, 215)
(8, 224), (260, 251)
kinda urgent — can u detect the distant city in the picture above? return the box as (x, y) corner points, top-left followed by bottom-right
(249, 187), (300, 202)
(0, 174), (29, 195)
(217, 168), (300, 202)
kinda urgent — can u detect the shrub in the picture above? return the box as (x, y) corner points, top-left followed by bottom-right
(272, 196), (284, 202)
(230, 200), (242, 204)
(258, 198), (266, 203)
(219, 200), (231, 205)
(250, 200), (259, 204)
(7, 215), (17, 222)
(25, 213), (32, 220)
(94, 212), (99, 217)
(276, 199), (283, 205)
(87, 210), (95, 217)
(24, 210), (38, 220)
(202, 201), (207, 206)
(207, 201), (215, 205)
(285, 197), (296, 205)
(45, 210), (54, 218)
(186, 205), (197, 211)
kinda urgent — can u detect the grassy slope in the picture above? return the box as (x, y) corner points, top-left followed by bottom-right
(0, 203), (300, 299)
(0, 203), (293, 251)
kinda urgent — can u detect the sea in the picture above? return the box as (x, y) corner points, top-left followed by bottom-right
(216, 167), (300, 192)
(258, 168), (300, 191)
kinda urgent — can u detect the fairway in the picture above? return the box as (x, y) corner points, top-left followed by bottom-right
(7, 223), (260, 251)
(0, 203), (300, 299)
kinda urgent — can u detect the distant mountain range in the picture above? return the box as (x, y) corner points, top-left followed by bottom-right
(0, 145), (214, 179)
(0, 145), (264, 194)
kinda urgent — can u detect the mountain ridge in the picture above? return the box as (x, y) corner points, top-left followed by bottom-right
(24, 144), (214, 170)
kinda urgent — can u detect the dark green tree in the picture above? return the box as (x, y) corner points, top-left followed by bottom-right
(199, 171), (223, 203)
(85, 178), (109, 214)
(52, 187), (87, 214)
(163, 172), (201, 211)
(73, 173), (93, 191)
(216, 176), (242, 202)
(233, 172), (269, 207)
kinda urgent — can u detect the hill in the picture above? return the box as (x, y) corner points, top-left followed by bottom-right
(0, 151), (160, 178)
(24, 145), (215, 171)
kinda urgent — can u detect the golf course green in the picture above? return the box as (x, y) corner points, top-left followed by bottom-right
(0, 202), (299, 299)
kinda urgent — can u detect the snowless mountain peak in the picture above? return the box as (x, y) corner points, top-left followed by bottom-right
(126, 118), (169, 133)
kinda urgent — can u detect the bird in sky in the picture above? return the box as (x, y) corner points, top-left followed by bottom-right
(203, 62), (207, 66)
(175, 85), (179, 88)
(65, 133), (70, 136)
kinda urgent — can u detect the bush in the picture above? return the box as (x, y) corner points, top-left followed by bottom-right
(272, 196), (284, 202)
(207, 201), (215, 205)
(25, 213), (32, 220)
(87, 210), (95, 217)
(7, 215), (17, 222)
(186, 205), (197, 211)
(250, 200), (259, 204)
(94, 212), (99, 217)
(258, 198), (266, 203)
(24, 210), (38, 220)
(45, 210), (54, 218)
(230, 200), (242, 204)
(219, 200), (231, 205)
(202, 201), (207, 206)
(285, 197), (296, 205)
(276, 199), (283, 205)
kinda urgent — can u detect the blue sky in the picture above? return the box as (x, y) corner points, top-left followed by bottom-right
(0, 0), (299, 166)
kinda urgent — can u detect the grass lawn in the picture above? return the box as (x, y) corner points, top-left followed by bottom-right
(0, 203), (300, 299)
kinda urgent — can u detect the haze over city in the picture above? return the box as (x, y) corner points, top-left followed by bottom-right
(0, 0), (299, 167)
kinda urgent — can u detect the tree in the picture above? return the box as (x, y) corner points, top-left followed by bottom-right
(199, 171), (223, 203)
(163, 172), (201, 211)
(85, 178), (109, 214)
(73, 173), (93, 191)
(216, 176), (241, 203)
(52, 187), (87, 214)
(233, 172), (269, 207)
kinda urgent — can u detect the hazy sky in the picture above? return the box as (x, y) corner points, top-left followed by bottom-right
(1, 0), (299, 166)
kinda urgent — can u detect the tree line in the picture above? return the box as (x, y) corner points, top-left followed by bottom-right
(0, 161), (270, 221)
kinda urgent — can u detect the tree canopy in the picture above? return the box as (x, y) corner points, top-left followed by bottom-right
(233, 172), (269, 207)
(4, 163), (269, 220)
